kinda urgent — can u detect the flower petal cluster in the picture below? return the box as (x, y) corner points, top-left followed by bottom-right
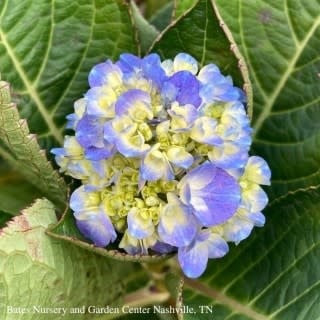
(52, 53), (271, 278)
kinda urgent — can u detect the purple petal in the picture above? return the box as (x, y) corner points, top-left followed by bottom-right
(163, 71), (201, 107)
(85, 144), (115, 161)
(142, 54), (167, 88)
(76, 115), (104, 149)
(151, 241), (176, 254)
(179, 162), (241, 226)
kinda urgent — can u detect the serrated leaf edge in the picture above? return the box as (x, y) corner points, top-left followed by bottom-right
(0, 81), (67, 209)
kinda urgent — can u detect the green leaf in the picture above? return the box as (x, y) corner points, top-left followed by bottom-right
(144, 0), (173, 19)
(0, 0), (137, 149)
(178, 186), (320, 319)
(149, 2), (175, 31)
(174, 0), (197, 18)
(215, 0), (320, 199)
(47, 209), (173, 264)
(0, 81), (67, 209)
(131, 1), (159, 54)
(0, 198), (143, 320)
(150, 0), (253, 117)
(0, 168), (43, 215)
(0, 211), (11, 228)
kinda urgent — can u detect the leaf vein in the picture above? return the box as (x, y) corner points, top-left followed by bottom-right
(284, 0), (299, 45)
(253, 15), (320, 137)
(49, 0), (96, 117)
(248, 239), (320, 307)
(33, 0), (55, 87)
(184, 278), (268, 320)
(0, 30), (63, 144)
(239, 0), (268, 102)
(217, 207), (309, 294)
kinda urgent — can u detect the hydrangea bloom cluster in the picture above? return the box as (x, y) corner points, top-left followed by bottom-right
(52, 53), (271, 278)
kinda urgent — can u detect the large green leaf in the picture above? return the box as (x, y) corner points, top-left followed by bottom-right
(131, 1), (159, 55)
(47, 209), (173, 263)
(149, 2), (175, 32)
(215, 0), (320, 200)
(0, 81), (67, 208)
(0, 198), (139, 320)
(150, 0), (253, 115)
(174, 0), (197, 18)
(177, 187), (320, 319)
(0, 168), (42, 215)
(0, 211), (11, 228)
(0, 0), (137, 149)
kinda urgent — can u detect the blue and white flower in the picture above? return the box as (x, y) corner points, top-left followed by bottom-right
(53, 52), (271, 278)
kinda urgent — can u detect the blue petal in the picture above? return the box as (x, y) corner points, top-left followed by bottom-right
(66, 98), (86, 129)
(179, 162), (241, 226)
(115, 89), (152, 120)
(222, 217), (254, 244)
(190, 117), (223, 145)
(70, 186), (100, 212)
(51, 147), (66, 157)
(201, 83), (243, 102)
(104, 117), (149, 157)
(76, 115), (104, 149)
(248, 212), (266, 227)
(168, 103), (198, 131)
(173, 53), (198, 75)
(116, 53), (142, 74)
(178, 241), (208, 278)
(75, 209), (117, 247)
(243, 186), (269, 212)
(199, 64), (246, 103)
(142, 54), (167, 88)
(85, 87), (116, 118)
(88, 60), (122, 88)
(244, 156), (271, 185)
(85, 144), (115, 161)
(116, 132), (150, 157)
(127, 209), (154, 239)
(158, 197), (197, 247)
(205, 233), (229, 258)
(208, 142), (249, 170)
(66, 113), (77, 129)
(198, 64), (222, 83)
(151, 241), (176, 254)
(163, 71), (201, 107)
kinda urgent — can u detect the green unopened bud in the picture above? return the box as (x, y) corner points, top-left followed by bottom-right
(145, 196), (159, 207)
(138, 123), (153, 141)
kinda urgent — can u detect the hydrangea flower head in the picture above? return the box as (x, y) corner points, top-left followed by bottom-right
(52, 53), (271, 278)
